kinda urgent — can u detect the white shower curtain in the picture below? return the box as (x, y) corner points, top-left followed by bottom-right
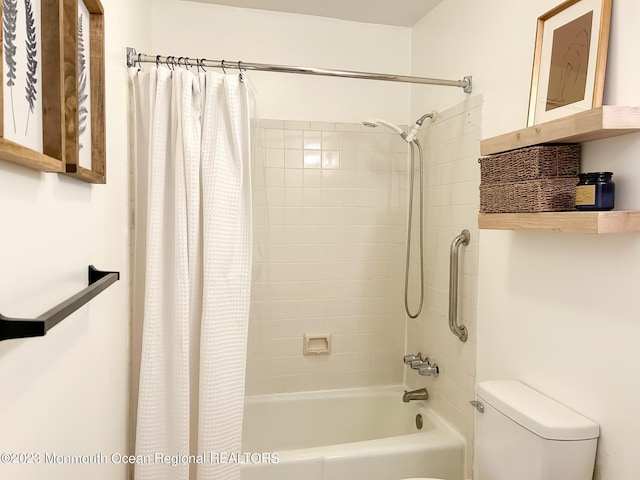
(130, 66), (254, 480)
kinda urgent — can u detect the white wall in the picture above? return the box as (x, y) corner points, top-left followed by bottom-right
(412, 1), (640, 479)
(150, 0), (412, 124)
(0, 0), (151, 478)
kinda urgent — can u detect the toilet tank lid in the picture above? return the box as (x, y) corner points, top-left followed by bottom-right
(477, 381), (599, 441)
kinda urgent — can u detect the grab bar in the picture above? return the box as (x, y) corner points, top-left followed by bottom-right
(449, 229), (470, 342)
(0, 266), (120, 342)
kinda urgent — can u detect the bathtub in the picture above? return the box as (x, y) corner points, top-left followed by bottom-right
(241, 386), (465, 480)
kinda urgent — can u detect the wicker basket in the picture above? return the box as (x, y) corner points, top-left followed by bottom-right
(479, 144), (580, 184)
(480, 177), (577, 213)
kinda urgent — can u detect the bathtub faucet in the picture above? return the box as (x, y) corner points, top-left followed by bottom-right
(402, 387), (429, 402)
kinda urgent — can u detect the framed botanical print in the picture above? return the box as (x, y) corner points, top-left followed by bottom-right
(62, 0), (105, 183)
(0, 0), (64, 172)
(0, 0), (105, 183)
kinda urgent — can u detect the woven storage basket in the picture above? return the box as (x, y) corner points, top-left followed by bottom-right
(480, 144), (580, 184)
(480, 177), (577, 213)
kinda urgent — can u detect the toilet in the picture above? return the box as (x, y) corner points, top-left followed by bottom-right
(403, 380), (599, 480)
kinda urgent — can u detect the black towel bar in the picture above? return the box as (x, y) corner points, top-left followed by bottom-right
(0, 266), (120, 342)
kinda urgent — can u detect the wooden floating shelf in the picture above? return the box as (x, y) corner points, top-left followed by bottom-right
(481, 106), (640, 156)
(478, 211), (640, 234)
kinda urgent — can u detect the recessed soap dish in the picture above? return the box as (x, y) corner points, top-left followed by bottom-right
(303, 334), (331, 355)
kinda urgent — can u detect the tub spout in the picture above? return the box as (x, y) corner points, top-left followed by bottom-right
(402, 387), (429, 402)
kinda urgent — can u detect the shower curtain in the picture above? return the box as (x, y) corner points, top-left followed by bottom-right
(130, 66), (254, 480)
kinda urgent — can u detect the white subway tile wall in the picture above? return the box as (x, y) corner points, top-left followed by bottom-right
(247, 103), (481, 474)
(247, 120), (410, 395)
(405, 96), (482, 477)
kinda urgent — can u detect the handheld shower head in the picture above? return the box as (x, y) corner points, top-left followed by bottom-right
(362, 118), (407, 138)
(362, 112), (436, 143)
(362, 120), (380, 128)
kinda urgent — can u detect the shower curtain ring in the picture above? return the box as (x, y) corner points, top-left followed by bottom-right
(185, 57), (192, 70)
(221, 60), (227, 74)
(137, 53), (143, 71)
(238, 61), (245, 82)
(156, 55), (161, 68)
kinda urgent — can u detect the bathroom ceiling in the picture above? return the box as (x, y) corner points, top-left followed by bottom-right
(189, 0), (443, 26)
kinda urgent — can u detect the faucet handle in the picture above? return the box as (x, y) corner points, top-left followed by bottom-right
(410, 356), (431, 368)
(403, 353), (423, 365)
(418, 364), (439, 377)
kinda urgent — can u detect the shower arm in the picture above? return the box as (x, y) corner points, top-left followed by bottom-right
(405, 111), (436, 143)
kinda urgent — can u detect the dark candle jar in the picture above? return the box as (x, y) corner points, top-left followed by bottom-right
(575, 172), (615, 211)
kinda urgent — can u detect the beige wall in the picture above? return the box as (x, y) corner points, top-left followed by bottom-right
(0, 0), (151, 478)
(412, 1), (640, 479)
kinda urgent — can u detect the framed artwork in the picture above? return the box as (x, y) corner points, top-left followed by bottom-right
(0, 0), (104, 182)
(0, 0), (64, 172)
(61, 0), (105, 183)
(527, 0), (612, 126)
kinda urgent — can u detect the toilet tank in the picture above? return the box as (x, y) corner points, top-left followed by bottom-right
(474, 381), (599, 480)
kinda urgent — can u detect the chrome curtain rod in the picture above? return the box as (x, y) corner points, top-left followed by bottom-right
(126, 47), (472, 92)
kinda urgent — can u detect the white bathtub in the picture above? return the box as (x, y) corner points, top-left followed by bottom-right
(241, 386), (465, 480)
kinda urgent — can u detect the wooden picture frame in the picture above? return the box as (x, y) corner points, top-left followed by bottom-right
(61, 0), (105, 183)
(0, 0), (65, 172)
(527, 0), (612, 126)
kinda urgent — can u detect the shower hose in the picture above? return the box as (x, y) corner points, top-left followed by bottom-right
(405, 139), (424, 319)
